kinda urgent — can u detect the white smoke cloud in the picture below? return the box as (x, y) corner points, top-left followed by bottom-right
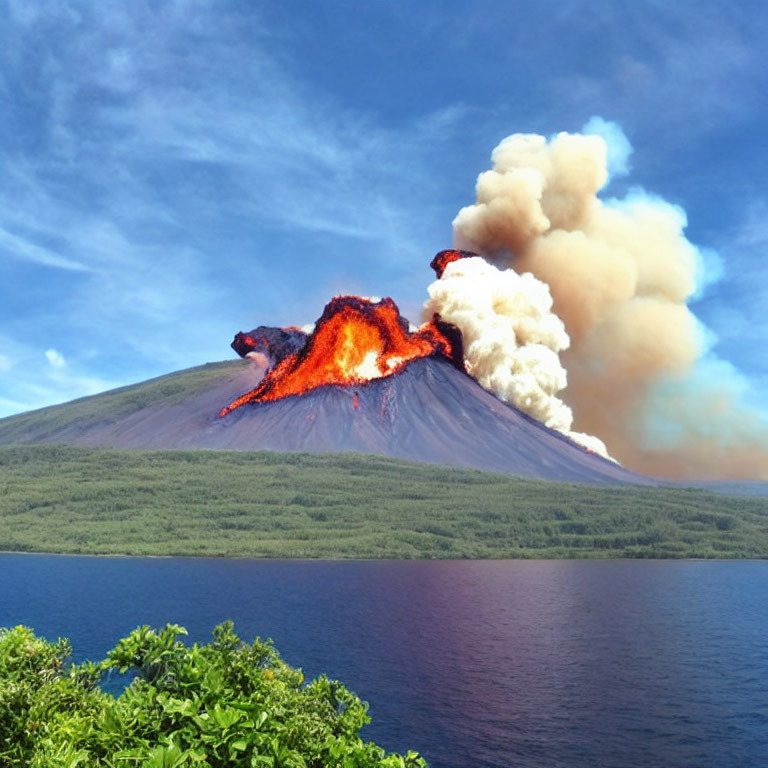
(423, 256), (610, 458)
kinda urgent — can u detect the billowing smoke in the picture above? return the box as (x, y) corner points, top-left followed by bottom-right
(447, 123), (768, 480)
(424, 254), (610, 458)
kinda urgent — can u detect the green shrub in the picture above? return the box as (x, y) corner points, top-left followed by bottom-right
(0, 623), (426, 768)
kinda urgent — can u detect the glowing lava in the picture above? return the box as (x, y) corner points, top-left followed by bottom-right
(221, 296), (461, 416)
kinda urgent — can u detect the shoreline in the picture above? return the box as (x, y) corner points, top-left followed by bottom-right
(0, 549), (765, 563)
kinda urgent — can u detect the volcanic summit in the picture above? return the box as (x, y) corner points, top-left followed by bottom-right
(221, 294), (464, 415)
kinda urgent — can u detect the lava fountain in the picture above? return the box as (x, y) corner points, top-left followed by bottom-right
(220, 296), (463, 416)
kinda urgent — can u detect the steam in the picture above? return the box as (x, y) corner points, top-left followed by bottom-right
(448, 123), (768, 480)
(424, 256), (610, 458)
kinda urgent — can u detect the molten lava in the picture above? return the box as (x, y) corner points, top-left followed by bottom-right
(221, 296), (462, 416)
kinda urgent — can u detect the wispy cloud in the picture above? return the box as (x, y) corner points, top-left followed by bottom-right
(544, 3), (764, 136)
(0, 2), (470, 415)
(0, 333), (121, 418)
(0, 226), (90, 272)
(44, 348), (66, 369)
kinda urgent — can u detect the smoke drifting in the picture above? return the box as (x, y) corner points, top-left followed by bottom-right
(424, 252), (610, 458)
(449, 125), (768, 480)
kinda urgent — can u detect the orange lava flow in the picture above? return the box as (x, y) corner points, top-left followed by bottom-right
(220, 296), (456, 416)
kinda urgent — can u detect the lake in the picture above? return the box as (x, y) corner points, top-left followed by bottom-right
(1, 555), (766, 767)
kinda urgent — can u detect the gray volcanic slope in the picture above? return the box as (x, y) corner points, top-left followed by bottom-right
(0, 357), (652, 485)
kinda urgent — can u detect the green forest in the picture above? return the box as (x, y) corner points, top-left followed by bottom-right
(0, 446), (766, 559)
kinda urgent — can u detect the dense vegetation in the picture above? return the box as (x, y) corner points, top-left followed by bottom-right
(0, 622), (424, 767)
(0, 445), (766, 559)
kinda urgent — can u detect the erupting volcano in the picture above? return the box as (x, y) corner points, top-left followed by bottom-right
(221, 247), (612, 460)
(220, 295), (463, 416)
(178, 247), (650, 485)
(0, 244), (651, 484)
(0, 241), (657, 484)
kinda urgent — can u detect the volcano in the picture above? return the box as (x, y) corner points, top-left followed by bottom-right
(0, 250), (656, 485)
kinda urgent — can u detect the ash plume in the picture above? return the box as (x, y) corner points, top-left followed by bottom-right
(450, 124), (768, 480)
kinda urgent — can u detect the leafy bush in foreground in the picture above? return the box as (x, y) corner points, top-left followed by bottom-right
(0, 623), (426, 768)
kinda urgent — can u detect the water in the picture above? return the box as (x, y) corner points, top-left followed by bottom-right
(1, 556), (766, 767)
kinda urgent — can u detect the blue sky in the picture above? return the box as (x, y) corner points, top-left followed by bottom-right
(1, 0), (767, 418)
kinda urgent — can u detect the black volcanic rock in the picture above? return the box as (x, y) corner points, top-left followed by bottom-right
(0, 357), (652, 485)
(429, 315), (466, 372)
(231, 326), (307, 365)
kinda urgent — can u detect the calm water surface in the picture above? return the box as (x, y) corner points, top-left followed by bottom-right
(1, 556), (766, 768)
